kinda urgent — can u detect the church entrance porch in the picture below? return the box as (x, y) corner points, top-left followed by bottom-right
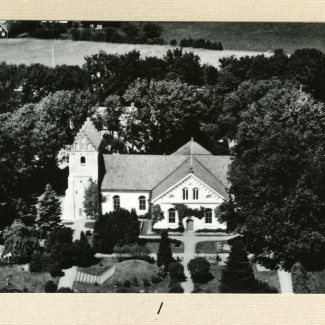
(186, 219), (194, 232)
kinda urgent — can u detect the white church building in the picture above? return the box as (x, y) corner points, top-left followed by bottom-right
(62, 118), (231, 232)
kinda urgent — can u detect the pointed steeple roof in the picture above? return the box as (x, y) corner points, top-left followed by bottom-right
(172, 139), (212, 155)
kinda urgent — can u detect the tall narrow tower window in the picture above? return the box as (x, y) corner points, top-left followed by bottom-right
(80, 156), (86, 165)
(81, 137), (86, 149)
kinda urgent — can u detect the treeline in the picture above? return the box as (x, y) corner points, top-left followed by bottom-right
(2, 46), (325, 276)
(7, 21), (167, 46)
(179, 38), (223, 50)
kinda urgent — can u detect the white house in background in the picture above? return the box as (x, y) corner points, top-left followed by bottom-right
(0, 21), (8, 38)
(62, 118), (231, 231)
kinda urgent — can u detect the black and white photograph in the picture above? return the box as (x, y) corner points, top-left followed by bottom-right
(1, 20), (325, 295)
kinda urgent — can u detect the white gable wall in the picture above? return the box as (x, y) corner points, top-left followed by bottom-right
(152, 174), (226, 231)
(101, 190), (150, 216)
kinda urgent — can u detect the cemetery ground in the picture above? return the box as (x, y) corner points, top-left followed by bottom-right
(0, 264), (58, 293)
(73, 260), (170, 293)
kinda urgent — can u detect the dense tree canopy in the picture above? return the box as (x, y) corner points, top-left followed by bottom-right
(220, 87), (325, 271)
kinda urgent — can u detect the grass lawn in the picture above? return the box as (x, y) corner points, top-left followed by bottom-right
(193, 262), (224, 293)
(253, 264), (281, 293)
(84, 222), (95, 229)
(77, 257), (117, 276)
(195, 241), (230, 254)
(0, 265), (58, 293)
(73, 260), (170, 293)
(145, 242), (184, 254)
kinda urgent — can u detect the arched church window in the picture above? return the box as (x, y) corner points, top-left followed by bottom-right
(139, 196), (146, 210)
(168, 208), (176, 223)
(182, 188), (188, 200)
(80, 156), (86, 165)
(193, 188), (199, 200)
(113, 195), (120, 210)
(205, 209), (212, 224)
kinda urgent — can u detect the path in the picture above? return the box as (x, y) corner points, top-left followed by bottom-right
(58, 266), (77, 289)
(63, 219), (95, 241)
(141, 232), (235, 293)
(180, 233), (196, 293)
(277, 269), (294, 293)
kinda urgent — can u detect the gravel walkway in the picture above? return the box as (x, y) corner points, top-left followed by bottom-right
(58, 266), (77, 289)
(277, 269), (294, 294)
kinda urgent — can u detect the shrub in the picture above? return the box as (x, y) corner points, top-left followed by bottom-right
(132, 277), (139, 286)
(117, 255), (155, 264)
(123, 280), (132, 288)
(195, 228), (228, 233)
(170, 39), (177, 46)
(142, 278), (151, 287)
(291, 262), (315, 293)
(153, 227), (185, 234)
(157, 230), (175, 271)
(45, 280), (57, 293)
(168, 284), (184, 293)
(57, 287), (74, 293)
(151, 275), (163, 284)
(156, 266), (167, 278)
(168, 262), (186, 283)
(50, 264), (64, 278)
(187, 257), (211, 283)
(85, 230), (92, 236)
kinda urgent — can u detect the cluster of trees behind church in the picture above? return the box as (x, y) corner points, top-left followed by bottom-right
(2, 45), (325, 275)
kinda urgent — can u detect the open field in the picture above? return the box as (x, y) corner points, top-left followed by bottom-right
(160, 22), (325, 54)
(0, 39), (270, 68)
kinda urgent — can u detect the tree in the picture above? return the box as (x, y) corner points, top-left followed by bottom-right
(187, 257), (210, 283)
(142, 22), (162, 38)
(83, 178), (101, 219)
(163, 48), (204, 85)
(123, 78), (210, 154)
(83, 50), (142, 99)
(2, 219), (40, 264)
(37, 184), (62, 237)
(221, 87), (325, 271)
(126, 209), (140, 244)
(168, 262), (186, 283)
(291, 262), (315, 293)
(157, 230), (174, 271)
(93, 208), (139, 254)
(70, 238), (99, 267)
(219, 238), (258, 293)
(44, 280), (57, 293)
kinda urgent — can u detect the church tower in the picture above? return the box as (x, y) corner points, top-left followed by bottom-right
(62, 118), (102, 220)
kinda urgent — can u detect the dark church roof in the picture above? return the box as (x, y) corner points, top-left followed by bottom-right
(172, 139), (212, 155)
(101, 140), (231, 199)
